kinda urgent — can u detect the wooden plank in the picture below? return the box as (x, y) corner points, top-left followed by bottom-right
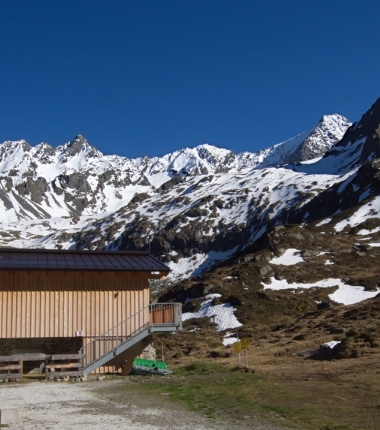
(19, 354), (46, 361)
(11, 291), (17, 338)
(32, 290), (37, 338)
(67, 291), (72, 337)
(26, 290), (31, 337)
(96, 290), (100, 335)
(79, 290), (84, 337)
(0, 291), (5, 338)
(46, 371), (83, 377)
(0, 373), (22, 379)
(46, 363), (82, 367)
(0, 355), (22, 361)
(17, 289), (23, 338)
(49, 354), (85, 360)
(40, 290), (45, 337)
(86, 290), (91, 336)
(0, 365), (22, 371)
(62, 290), (67, 337)
(58, 291), (64, 337)
(50, 290), (55, 337)
(91, 289), (96, 337)
(45, 363), (82, 369)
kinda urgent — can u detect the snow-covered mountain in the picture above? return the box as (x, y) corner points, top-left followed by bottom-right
(0, 113), (350, 222)
(251, 113), (350, 168)
(3, 101), (380, 282)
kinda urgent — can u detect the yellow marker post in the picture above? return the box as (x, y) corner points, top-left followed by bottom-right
(234, 341), (241, 365)
(234, 341), (241, 354)
(240, 338), (250, 350)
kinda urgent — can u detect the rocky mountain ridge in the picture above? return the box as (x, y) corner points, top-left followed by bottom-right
(0, 113), (350, 221)
(0, 99), (379, 285)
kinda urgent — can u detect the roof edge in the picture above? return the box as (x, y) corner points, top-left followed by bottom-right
(0, 247), (152, 256)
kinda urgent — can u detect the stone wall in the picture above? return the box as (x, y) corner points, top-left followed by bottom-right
(0, 337), (82, 356)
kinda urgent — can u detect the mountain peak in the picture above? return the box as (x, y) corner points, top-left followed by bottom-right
(318, 96), (380, 173)
(69, 134), (88, 146)
(59, 135), (101, 160)
(319, 113), (348, 122)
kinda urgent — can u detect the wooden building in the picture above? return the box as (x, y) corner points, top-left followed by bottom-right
(0, 248), (181, 375)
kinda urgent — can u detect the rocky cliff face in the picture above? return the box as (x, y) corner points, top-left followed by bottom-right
(323, 97), (380, 171)
(252, 114), (351, 168)
(287, 114), (350, 163)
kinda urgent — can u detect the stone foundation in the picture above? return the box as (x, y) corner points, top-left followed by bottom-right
(139, 344), (157, 361)
(0, 337), (82, 356)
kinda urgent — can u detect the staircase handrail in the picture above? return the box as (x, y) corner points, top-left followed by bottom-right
(79, 303), (181, 370)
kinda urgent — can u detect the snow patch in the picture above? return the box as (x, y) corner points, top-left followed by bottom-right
(269, 248), (304, 265)
(358, 226), (380, 235)
(323, 340), (341, 349)
(316, 218), (332, 227)
(335, 196), (380, 232)
(182, 297), (242, 331)
(223, 335), (239, 346)
(262, 277), (379, 306)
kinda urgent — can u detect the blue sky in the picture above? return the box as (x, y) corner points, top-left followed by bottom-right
(1, 1), (379, 158)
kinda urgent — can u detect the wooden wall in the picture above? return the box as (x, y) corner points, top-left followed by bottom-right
(0, 270), (150, 339)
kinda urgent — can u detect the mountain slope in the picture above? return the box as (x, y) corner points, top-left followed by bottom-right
(0, 100), (377, 284)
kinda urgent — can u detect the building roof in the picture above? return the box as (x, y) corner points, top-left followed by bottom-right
(0, 248), (170, 273)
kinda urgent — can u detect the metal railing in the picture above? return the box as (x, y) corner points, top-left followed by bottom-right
(80, 303), (181, 371)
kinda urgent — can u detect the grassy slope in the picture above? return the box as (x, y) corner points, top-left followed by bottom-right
(131, 359), (380, 430)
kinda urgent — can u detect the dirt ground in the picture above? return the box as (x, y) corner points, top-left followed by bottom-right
(0, 378), (286, 430)
(1, 352), (379, 429)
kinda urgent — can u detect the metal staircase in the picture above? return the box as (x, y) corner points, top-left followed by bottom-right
(80, 303), (182, 375)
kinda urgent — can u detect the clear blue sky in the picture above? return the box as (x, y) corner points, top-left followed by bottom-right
(1, 0), (379, 158)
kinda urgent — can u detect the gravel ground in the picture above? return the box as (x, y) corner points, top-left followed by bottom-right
(0, 379), (287, 430)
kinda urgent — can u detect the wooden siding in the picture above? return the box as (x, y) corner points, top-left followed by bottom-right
(0, 270), (149, 291)
(0, 271), (150, 339)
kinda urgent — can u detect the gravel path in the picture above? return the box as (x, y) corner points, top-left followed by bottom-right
(0, 379), (287, 430)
